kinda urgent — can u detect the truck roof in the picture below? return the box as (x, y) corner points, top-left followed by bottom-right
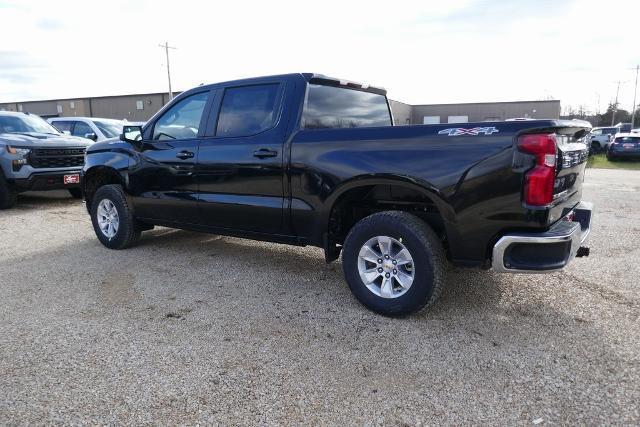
(195, 73), (387, 96)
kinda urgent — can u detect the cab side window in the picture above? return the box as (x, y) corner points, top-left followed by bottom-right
(51, 121), (73, 134)
(153, 92), (208, 140)
(72, 121), (93, 137)
(216, 84), (279, 138)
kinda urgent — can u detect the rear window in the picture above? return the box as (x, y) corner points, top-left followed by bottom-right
(615, 136), (640, 143)
(302, 84), (391, 129)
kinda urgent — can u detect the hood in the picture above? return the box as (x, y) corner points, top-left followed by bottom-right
(0, 132), (91, 148)
(86, 137), (129, 153)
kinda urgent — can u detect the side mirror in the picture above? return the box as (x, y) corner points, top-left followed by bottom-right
(120, 125), (144, 145)
(84, 132), (98, 141)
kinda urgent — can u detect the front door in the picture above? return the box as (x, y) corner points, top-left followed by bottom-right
(197, 83), (285, 233)
(128, 90), (211, 224)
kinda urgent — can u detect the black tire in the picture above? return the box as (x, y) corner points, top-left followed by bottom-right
(0, 175), (17, 210)
(590, 141), (601, 154)
(90, 184), (141, 249)
(607, 153), (615, 161)
(341, 211), (446, 316)
(68, 188), (83, 199)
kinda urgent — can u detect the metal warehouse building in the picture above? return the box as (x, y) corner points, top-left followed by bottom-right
(1, 93), (560, 124)
(389, 99), (561, 125)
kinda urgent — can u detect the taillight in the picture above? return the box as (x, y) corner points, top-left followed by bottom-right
(518, 133), (557, 206)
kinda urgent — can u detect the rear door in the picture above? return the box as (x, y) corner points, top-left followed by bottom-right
(196, 82), (287, 233)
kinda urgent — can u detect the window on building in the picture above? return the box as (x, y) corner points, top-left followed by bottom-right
(153, 92), (208, 140)
(216, 84), (280, 137)
(423, 116), (440, 124)
(302, 84), (391, 129)
(18, 104), (23, 112)
(69, 101), (75, 109)
(447, 115), (468, 123)
(56, 104), (63, 114)
(136, 100), (144, 110)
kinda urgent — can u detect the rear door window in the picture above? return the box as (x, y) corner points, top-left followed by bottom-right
(302, 84), (392, 129)
(51, 121), (73, 134)
(72, 121), (93, 137)
(216, 84), (280, 138)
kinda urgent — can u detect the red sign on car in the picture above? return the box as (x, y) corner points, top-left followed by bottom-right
(63, 174), (80, 185)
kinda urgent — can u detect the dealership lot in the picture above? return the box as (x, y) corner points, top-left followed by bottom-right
(0, 168), (638, 424)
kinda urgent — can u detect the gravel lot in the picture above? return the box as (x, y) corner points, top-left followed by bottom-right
(1, 168), (638, 425)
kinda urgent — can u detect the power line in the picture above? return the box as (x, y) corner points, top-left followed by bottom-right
(159, 42), (177, 101)
(630, 65), (639, 129)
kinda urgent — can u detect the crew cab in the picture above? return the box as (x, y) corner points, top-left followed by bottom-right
(0, 111), (90, 209)
(82, 73), (593, 316)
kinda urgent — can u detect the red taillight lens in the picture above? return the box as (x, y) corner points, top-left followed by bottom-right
(518, 133), (557, 206)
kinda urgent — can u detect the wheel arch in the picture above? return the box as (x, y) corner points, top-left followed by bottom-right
(321, 175), (457, 262)
(82, 165), (128, 213)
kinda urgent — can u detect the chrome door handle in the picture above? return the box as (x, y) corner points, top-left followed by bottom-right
(176, 151), (194, 159)
(253, 149), (277, 158)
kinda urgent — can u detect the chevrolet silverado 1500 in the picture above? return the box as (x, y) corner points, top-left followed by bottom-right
(82, 73), (593, 315)
(1, 111), (89, 209)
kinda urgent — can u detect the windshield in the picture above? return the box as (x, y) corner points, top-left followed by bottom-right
(0, 114), (60, 135)
(93, 119), (124, 138)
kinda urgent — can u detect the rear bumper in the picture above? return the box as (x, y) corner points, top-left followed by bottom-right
(11, 171), (82, 192)
(492, 201), (593, 273)
(607, 150), (640, 159)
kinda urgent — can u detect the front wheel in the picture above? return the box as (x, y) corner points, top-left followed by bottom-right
(0, 176), (17, 210)
(341, 211), (446, 316)
(90, 184), (141, 249)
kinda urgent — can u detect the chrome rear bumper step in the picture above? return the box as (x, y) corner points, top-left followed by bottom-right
(492, 201), (593, 273)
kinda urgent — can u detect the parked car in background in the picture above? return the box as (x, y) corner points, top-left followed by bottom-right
(614, 122), (632, 133)
(607, 133), (640, 160)
(123, 121), (146, 127)
(48, 117), (125, 142)
(589, 126), (618, 152)
(0, 111), (90, 209)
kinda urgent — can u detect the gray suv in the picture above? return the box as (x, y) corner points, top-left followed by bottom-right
(0, 111), (90, 209)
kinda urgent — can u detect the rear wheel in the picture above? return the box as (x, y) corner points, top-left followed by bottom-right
(90, 184), (141, 249)
(0, 175), (17, 210)
(590, 141), (601, 154)
(68, 188), (83, 199)
(341, 211), (446, 316)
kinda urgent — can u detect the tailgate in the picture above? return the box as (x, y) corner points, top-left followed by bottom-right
(549, 127), (590, 223)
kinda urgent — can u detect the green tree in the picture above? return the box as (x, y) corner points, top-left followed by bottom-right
(597, 103), (631, 126)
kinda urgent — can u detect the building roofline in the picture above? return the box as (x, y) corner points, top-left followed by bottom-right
(0, 91), (182, 105)
(412, 100), (560, 107)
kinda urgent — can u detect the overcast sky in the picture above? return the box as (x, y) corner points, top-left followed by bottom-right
(1, 0), (639, 113)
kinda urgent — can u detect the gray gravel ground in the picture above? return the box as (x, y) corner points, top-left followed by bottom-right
(0, 168), (638, 425)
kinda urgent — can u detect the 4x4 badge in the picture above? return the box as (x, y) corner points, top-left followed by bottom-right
(438, 127), (499, 136)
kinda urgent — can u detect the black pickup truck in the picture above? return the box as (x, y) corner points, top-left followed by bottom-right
(82, 73), (593, 316)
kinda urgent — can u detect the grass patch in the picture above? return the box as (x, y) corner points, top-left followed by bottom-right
(587, 153), (640, 170)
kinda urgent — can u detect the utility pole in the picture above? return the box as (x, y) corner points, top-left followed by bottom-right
(631, 65), (639, 128)
(612, 80), (622, 126)
(159, 42), (177, 100)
